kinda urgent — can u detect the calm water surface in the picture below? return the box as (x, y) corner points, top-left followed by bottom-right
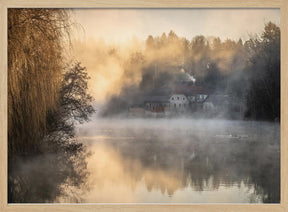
(57, 118), (280, 203)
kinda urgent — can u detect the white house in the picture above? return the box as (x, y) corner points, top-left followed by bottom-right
(169, 94), (189, 112)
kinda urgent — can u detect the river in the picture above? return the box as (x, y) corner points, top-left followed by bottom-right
(56, 118), (280, 203)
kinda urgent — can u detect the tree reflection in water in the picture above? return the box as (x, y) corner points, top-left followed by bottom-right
(59, 119), (279, 203)
(8, 149), (89, 203)
(9, 119), (279, 203)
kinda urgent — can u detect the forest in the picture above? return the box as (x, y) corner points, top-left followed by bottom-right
(103, 22), (280, 121)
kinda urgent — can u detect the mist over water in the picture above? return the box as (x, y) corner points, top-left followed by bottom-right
(55, 118), (279, 203)
(9, 118), (279, 203)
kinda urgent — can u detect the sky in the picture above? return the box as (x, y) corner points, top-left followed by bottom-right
(70, 8), (280, 102)
(72, 8), (280, 43)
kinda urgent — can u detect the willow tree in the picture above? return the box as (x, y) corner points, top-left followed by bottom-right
(8, 9), (72, 156)
(8, 9), (95, 203)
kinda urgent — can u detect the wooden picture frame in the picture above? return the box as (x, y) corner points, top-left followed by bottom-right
(0, 0), (287, 211)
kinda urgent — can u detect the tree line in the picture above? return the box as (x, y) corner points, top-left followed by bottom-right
(104, 22), (280, 121)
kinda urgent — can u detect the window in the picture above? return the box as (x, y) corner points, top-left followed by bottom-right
(177, 97), (179, 100)
(174, 104), (176, 108)
(179, 104), (181, 107)
(172, 97), (174, 100)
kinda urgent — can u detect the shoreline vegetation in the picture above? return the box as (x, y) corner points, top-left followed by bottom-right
(8, 9), (94, 202)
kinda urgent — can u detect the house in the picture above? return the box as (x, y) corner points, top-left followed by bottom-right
(127, 81), (211, 116)
(143, 96), (170, 114)
(169, 94), (189, 113)
(173, 83), (208, 111)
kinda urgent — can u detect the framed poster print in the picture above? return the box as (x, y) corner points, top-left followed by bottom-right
(0, 0), (287, 211)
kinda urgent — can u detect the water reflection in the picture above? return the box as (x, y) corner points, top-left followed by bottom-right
(59, 119), (280, 203)
(8, 150), (89, 203)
